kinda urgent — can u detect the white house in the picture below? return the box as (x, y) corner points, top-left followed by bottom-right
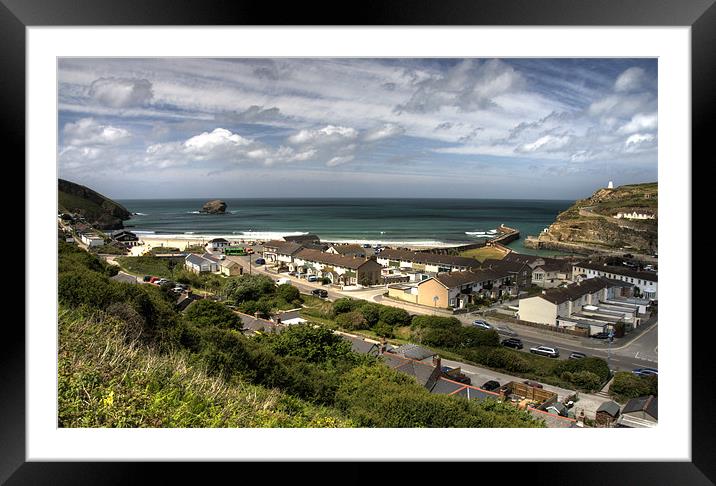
(79, 233), (105, 247)
(206, 238), (230, 251)
(572, 261), (657, 300)
(185, 254), (220, 274)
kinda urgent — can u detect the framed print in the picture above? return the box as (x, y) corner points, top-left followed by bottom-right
(4, 0), (711, 482)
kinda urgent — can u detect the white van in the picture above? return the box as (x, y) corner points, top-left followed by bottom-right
(276, 277), (291, 285)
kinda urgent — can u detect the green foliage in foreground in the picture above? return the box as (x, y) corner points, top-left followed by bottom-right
(58, 307), (352, 428)
(335, 365), (542, 428)
(609, 372), (658, 403)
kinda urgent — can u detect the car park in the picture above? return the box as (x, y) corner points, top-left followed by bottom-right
(481, 380), (501, 391)
(529, 345), (559, 358)
(569, 352), (587, 359)
(501, 338), (523, 349)
(472, 319), (493, 330)
(311, 289), (328, 298)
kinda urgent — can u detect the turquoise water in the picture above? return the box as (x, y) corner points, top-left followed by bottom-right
(118, 198), (574, 255)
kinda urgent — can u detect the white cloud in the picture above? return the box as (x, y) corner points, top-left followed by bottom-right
(614, 67), (648, 93)
(63, 118), (131, 146)
(89, 77), (154, 108)
(618, 112), (658, 134)
(184, 128), (251, 154)
(288, 125), (358, 145)
(625, 133), (655, 147)
(363, 123), (405, 142)
(326, 155), (355, 167)
(517, 134), (571, 153)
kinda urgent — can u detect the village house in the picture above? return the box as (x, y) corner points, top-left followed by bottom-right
(79, 232), (105, 247)
(184, 254), (220, 274)
(326, 243), (370, 258)
(376, 249), (481, 273)
(390, 267), (513, 309)
(262, 240), (305, 268)
(517, 277), (629, 333)
(283, 233), (321, 244)
(573, 261), (658, 300)
(531, 260), (573, 288)
(481, 258), (533, 289)
(291, 248), (383, 286)
(109, 230), (140, 247)
(206, 237), (230, 251)
(220, 259), (243, 277)
(616, 395), (658, 428)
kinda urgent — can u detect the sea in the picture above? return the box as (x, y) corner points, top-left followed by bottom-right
(117, 198), (574, 255)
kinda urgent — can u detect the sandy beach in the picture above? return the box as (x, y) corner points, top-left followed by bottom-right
(133, 233), (463, 255)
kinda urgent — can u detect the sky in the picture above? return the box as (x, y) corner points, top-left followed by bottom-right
(57, 58), (657, 200)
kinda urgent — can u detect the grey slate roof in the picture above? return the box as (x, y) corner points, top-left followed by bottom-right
(378, 249), (481, 268)
(264, 240), (305, 255)
(185, 254), (211, 266)
(393, 344), (436, 361)
(597, 400), (621, 417)
(574, 261), (658, 282)
(622, 395), (658, 420)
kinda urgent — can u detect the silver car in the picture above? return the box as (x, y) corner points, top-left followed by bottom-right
(529, 345), (560, 358)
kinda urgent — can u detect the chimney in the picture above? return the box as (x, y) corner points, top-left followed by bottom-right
(432, 354), (442, 370)
(378, 337), (387, 355)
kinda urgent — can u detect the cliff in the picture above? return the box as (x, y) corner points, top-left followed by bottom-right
(58, 179), (132, 230)
(525, 182), (657, 256)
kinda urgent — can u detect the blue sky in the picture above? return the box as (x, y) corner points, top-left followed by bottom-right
(57, 58), (657, 199)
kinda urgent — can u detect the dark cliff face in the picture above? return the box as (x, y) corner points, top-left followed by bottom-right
(200, 200), (227, 214)
(58, 179), (132, 229)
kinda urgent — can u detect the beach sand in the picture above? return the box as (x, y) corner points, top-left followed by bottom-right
(134, 234), (461, 254)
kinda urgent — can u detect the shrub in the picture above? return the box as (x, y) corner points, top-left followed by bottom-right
(411, 315), (461, 330)
(378, 307), (411, 327)
(563, 370), (602, 392)
(332, 298), (361, 315)
(555, 357), (610, 383)
(373, 322), (395, 338)
(484, 348), (531, 373)
(610, 372), (657, 402)
(257, 324), (353, 364)
(224, 274), (276, 303)
(276, 283), (301, 304)
(184, 299), (243, 331)
(358, 303), (381, 327)
(335, 311), (369, 331)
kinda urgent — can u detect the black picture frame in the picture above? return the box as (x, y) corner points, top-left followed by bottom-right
(4, 0), (708, 482)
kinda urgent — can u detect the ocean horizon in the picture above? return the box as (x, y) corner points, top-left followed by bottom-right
(117, 197), (574, 255)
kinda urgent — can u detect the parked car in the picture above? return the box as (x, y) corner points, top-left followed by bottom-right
(501, 338), (523, 349)
(569, 352), (587, 359)
(529, 345), (559, 358)
(311, 289), (328, 298)
(143, 275), (152, 282)
(481, 380), (501, 391)
(149, 276), (161, 284)
(632, 368), (658, 377)
(255, 258), (266, 265)
(307, 275), (318, 282)
(496, 325), (518, 337)
(472, 319), (493, 330)
(591, 332), (610, 339)
(523, 380), (544, 389)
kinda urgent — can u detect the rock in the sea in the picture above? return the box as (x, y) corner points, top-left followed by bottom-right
(200, 199), (227, 214)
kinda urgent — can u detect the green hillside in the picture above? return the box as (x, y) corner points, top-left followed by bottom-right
(58, 179), (132, 229)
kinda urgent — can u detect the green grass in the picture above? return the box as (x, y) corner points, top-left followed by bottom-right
(58, 306), (354, 428)
(458, 247), (506, 262)
(115, 256), (183, 278)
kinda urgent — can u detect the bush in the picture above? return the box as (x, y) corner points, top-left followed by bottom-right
(276, 283), (301, 304)
(372, 322), (395, 338)
(335, 311), (369, 331)
(358, 303), (381, 327)
(610, 372), (657, 402)
(378, 306), (411, 327)
(332, 298), (361, 315)
(411, 315), (462, 330)
(484, 348), (531, 373)
(184, 299), (243, 331)
(562, 370), (602, 392)
(224, 274), (276, 303)
(555, 357), (610, 383)
(257, 324), (353, 364)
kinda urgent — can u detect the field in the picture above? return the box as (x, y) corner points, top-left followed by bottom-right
(458, 246), (506, 262)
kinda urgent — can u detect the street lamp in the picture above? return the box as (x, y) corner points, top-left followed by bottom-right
(433, 295), (439, 314)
